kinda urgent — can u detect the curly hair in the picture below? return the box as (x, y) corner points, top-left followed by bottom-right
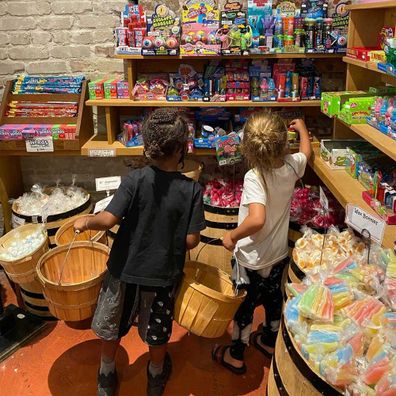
(142, 108), (189, 160)
(242, 111), (288, 176)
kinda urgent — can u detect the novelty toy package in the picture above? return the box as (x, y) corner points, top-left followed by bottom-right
(248, 0), (274, 54)
(166, 64), (205, 101)
(141, 3), (181, 56)
(180, 0), (221, 56)
(215, 132), (242, 166)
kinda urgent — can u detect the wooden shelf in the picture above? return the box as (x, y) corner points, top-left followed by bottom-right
(343, 57), (396, 78)
(337, 119), (396, 161)
(309, 147), (395, 249)
(81, 136), (215, 157)
(86, 99), (321, 108)
(346, 1), (396, 10)
(115, 53), (344, 60)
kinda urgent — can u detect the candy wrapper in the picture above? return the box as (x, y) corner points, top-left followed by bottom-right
(203, 179), (242, 208)
(298, 284), (334, 322)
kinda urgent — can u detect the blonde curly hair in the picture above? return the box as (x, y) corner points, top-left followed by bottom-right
(242, 111), (288, 177)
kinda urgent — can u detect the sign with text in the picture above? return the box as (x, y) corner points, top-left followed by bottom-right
(89, 149), (116, 157)
(345, 204), (386, 245)
(26, 136), (54, 153)
(94, 195), (114, 214)
(95, 176), (121, 192)
(319, 186), (329, 212)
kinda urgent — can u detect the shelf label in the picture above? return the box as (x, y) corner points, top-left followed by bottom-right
(25, 136), (54, 153)
(95, 176), (121, 192)
(345, 204), (385, 245)
(94, 195), (114, 214)
(319, 186), (329, 212)
(89, 149), (116, 157)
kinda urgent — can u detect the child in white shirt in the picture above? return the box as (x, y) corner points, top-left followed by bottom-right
(212, 112), (312, 374)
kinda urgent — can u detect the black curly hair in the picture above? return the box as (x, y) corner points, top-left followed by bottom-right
(142, 108), (189, 160)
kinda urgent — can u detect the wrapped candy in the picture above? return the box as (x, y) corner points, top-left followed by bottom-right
(341, 297), (385, 327)
(203, 179), (243, 208)
(375, 369), (396, 396)
(298, 284), (334, 322)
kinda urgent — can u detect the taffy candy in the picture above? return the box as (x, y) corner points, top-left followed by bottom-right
(303, 324), (342, 355)
(341, 297), (385, 326)
(375, 369), (396, 396)
(298, 284), (334, 322)
(203, 179), (243, 208)
(286, 282), (308, 297)
(363, 354), (393, 386)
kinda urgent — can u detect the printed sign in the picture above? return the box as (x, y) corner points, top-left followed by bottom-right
(319, 186), (329, 212)
(94, 195), (114, 214)
(25, 136), (54, 153)
(345, 204), (386, 245)
(95, 176), (121, 192)
(88, 149), (116, 157)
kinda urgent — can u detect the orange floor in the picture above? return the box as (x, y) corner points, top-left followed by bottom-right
(0, 274), (269, 396)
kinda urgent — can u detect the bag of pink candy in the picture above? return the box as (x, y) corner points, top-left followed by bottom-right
(203, 178), (243, 208)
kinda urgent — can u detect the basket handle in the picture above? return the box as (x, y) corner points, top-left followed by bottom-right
(193, 237), (222, 261)
(57, 230), (79, 285)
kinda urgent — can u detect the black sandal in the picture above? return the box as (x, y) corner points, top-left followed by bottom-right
(211, 345), (247, 375)
(250, 331), (275, 360)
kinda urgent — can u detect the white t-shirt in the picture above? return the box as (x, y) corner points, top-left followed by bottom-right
(235, 153), (307, 274)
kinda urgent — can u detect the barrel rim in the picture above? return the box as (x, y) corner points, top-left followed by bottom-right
(54, 214), (106, 246)
(12, 189), (91, 223)
(36, 241), (109, 290)
(182, 261), (246, 304)
(204, 204), (239, 216)
(0, 223), (48, 264)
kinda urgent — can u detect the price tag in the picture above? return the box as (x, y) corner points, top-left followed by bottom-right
(345, 204), (386, 245)
(25, 136), (54, 153)
(12, 214), (25, 228)
(319, 186), (329, 212)
(95, 176), (121, 192)
(89, 149), (116, 157)
(94, 195), (114, 214)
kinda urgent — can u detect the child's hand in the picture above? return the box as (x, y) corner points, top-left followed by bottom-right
(74, 217), (88, 233)
(222, 231), (236, 252)
(289, 119), (309, 135)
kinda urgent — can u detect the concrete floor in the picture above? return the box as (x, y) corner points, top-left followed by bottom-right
(0, 273), (269, 396)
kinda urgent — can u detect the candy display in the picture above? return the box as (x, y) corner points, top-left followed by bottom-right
(12, 75), (84, 95)
(117, 119), (143, 148)
(6, 101), (78, 118)
(167, 64), (205, 101)
(13, 184), (89, 218)
(367, 95), (396, 141)
(203, 179), (243, 208)
(89, 79), (130, 100)
(0, 226), (47, 261)
(0, 124), (77, 141)
(132, 73), (169, 101)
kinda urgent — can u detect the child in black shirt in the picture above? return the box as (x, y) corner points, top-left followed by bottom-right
(74, 109), (205, 396)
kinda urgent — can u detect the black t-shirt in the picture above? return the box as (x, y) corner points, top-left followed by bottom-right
(105, 165), (206, 287)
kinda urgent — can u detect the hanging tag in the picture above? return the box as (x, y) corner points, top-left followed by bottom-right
(345, 204), (386, 245)
(319, 186), (329, 213)
(95, 176), (121, 192)
(94, 195), (114, 214)
(215, 132), (242, 167)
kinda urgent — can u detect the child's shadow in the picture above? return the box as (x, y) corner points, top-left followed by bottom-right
(121, 332), (267, 396)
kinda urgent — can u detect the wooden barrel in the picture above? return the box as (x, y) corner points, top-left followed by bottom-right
(55, 214), (107, 247)
(19, 279), (54, 319)
(178, 159), (203, 182)
(174, 261), (246, 338)
(267, 318), (343, 396)
(190, 204), (239, 275)
(12, 188), (92, 248)
(36, 242), (109, 321)
(0, 224), (49, 285)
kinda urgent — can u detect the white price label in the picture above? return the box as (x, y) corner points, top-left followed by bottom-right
(25, 136), (54, 153)
(319, 186), (329, 212)
(12, 214), (25, 228)
(89, 149), (116, 157)
(95, 176), (121, 192)
(345, 204), (386, 245)
(94, 195), (114, 214)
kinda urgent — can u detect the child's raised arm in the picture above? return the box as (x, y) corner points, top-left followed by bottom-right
(290, 119), (312, 160)
(74, 211), (119, 233)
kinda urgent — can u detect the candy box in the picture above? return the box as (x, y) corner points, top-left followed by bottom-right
(215, 132), (242, 166)
(88, 79), (106, 100)
(362, 191), (396, 224)
(369, 50), (387, 63)
(117, 80), (129, 99)
(338, 96), (376, 124)
(321, 91), (370, 117)
(345, 145), (380, 179)
(347, 47), (379, 61)
(320, 139), (365, 169)
(104, 79), (119, 99)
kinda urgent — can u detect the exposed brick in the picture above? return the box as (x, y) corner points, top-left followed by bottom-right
(52, 31), (71, 44)
(77, 15), (118, 29)
(9, 32), (30, 46)
(50, 45), (91, 59)
(92, 1), (127, 14)
(31, 32), (52, 45)
(94, 59), (124, 74)
(26, 61), (68, 74)
(0, 62), (25, 76)
(38, 16), (73, 30)
(9, 46), (49, 60)
(51, 1), (92, 15)
(69, 60), (96, 73)
(0, 49), (7, 60)
(71, 31), (93, 45)
(92, 29), (115, 44)
(94, 45), (115, 57)
(0, 17), (36, 31)
(0, 33), (8, 46)
(7, 1), (51, 16)
(0, 3), (7, 16)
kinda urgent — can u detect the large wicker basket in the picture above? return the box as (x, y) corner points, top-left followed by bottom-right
(174, 261), (246, 338)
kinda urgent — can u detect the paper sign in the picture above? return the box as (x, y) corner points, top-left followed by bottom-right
(26, 136), (54, 153)
(95, 176), (121, 192)
(89, 149), (116, 157)
(12, 214), (25, 228)
(345, 204), (386, 245)
(319, 186), (329, 212)
(94, 195), (114, 214)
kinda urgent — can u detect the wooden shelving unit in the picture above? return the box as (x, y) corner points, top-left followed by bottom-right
(346, 1), (396, 11)
(343, 56), (396, 78)
(310, 147), (394, 249)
